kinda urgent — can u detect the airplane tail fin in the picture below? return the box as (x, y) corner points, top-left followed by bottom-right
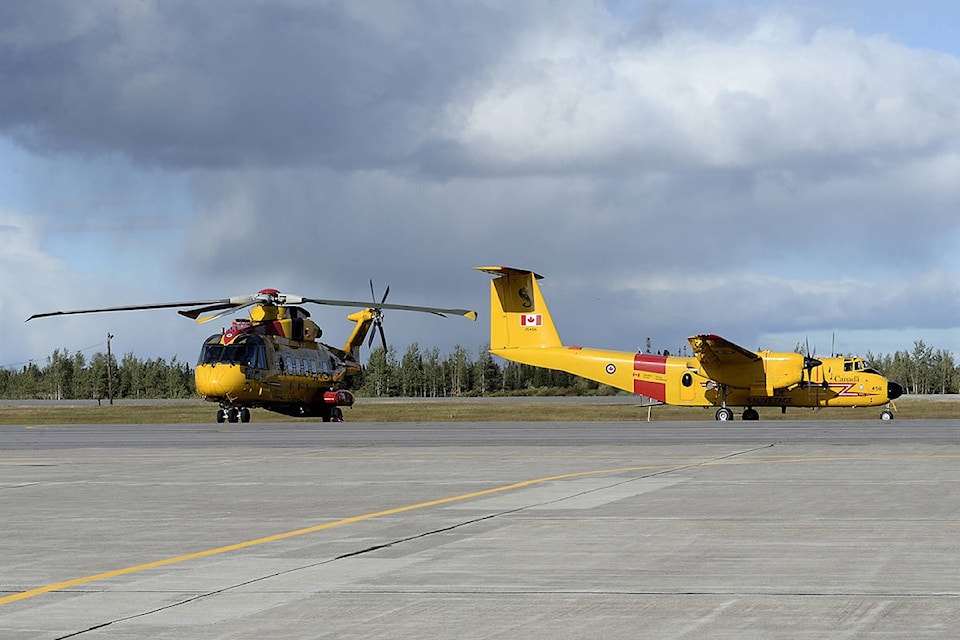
(475, 266), (562, 350)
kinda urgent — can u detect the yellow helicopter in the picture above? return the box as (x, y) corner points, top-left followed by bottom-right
(477, 266), (904, 420)
(27, 285), (477, 422)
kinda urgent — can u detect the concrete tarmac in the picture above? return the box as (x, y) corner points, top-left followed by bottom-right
(1, 419), (959, 639)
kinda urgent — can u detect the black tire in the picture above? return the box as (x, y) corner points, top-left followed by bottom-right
(715, 407), (735, 421)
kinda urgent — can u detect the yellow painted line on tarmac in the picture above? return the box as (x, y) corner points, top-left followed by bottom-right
(0, 464), (662, 606)
(6, 451), (960, 606)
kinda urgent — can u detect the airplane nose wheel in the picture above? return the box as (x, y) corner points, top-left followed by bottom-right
(715, 407), (735, 421)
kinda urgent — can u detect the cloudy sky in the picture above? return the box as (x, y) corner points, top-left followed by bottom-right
(3, 0), (959, 372)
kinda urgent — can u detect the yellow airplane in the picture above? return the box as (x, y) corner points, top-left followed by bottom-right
(476, 266), (904, 420)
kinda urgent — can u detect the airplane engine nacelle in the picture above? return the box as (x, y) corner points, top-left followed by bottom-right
(761, 352), (808, 390)
(322, 390), (355, 406)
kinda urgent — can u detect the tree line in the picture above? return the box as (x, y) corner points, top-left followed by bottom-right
(1, 340), (957, 400)
(0, 349), (194, 401)
(865, 341), (958, 395)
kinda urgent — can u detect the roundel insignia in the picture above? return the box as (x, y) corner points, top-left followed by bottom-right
(605, 363), (616, 375)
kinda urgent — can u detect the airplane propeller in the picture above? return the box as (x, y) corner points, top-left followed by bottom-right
(801, 337), (825, 390)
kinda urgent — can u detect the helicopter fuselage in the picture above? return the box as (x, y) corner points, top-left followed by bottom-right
(27, 285), (476, 423)
(195, 304), (364, 422)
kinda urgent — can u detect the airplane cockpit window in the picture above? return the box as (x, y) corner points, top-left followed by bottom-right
(861, 360), (883, 375)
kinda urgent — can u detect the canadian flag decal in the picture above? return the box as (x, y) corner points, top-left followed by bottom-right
(521, 314), (542, 326)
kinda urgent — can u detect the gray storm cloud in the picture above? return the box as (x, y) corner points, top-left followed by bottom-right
(3, 0), (959, 363)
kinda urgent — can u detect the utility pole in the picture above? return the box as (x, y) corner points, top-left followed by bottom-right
(106, 333), (114, 405)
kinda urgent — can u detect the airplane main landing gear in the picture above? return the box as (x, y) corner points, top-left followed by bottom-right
(880, 408), (894, 421)
(714, 384), (735, 421)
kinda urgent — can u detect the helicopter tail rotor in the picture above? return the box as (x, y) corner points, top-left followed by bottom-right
(366, 281), (390, 352)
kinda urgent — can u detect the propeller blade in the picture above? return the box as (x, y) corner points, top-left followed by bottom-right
(369, 280), (390, 305)
(378, 323), (387, 352)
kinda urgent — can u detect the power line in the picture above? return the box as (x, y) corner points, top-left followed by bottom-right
(0, 341), (107, 371)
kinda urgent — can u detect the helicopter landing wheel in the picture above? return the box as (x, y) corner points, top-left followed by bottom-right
(216, 409), (226, 424)
(240, 408), (251, 423)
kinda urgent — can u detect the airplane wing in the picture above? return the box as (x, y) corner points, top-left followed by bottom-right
(687, 334), (760, 366)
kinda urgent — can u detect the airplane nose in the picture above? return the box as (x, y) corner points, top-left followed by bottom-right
(888, 381), (904, 400)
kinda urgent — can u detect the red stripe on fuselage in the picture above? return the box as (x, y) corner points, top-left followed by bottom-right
(634, 353), (667, 374)
(634, 353), (667, 400)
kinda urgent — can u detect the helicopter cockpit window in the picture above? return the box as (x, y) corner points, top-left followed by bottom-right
(199, 335), (267, 369)
(200, 344), (225, 365)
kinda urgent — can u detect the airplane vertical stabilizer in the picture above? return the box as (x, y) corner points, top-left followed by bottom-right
(475, 266), (562, 350)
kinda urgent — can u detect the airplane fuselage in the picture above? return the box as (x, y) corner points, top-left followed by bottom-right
(493, 346), (898, 409)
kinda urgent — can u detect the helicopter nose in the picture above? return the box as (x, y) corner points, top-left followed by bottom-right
(888, 381), (904, 400)
(196, 364), (246, 398)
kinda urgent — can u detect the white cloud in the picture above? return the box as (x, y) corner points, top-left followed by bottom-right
(443, 13), (960, 174)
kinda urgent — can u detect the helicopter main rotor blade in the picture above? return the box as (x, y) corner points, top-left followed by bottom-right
(27, 292), (478, 322)
(193, 301), (261, 325)
(178, 302), (242, 320)
(26, 299), (230, 322)
(301, 298), (477, 320)
(177, 295), (262, 321)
